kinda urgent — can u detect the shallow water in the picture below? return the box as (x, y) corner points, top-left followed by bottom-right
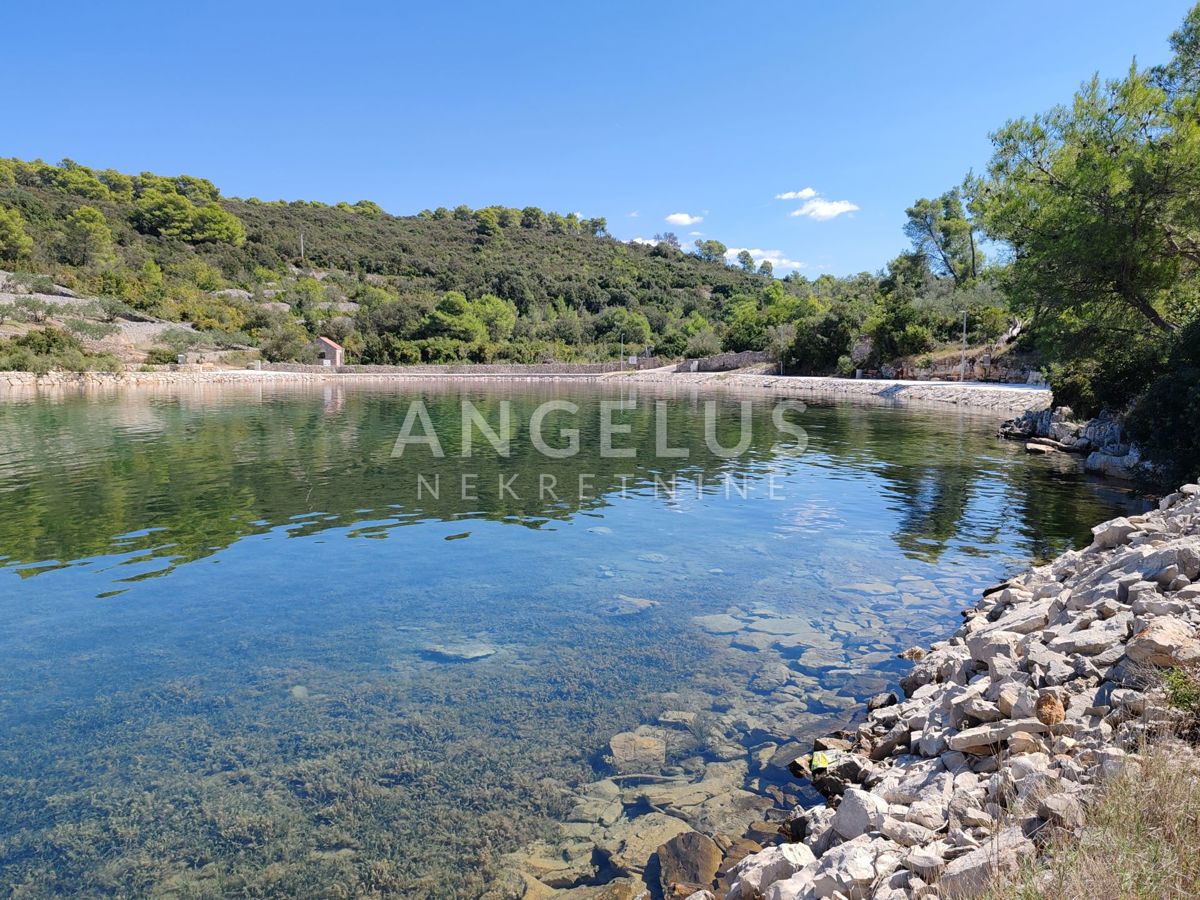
(0, 383), (1143, 896)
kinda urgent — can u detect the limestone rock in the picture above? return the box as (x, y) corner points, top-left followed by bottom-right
(1038, 792), (1085, 831)
(936, 827), (1034, 898)
(600, 812), (694, 876)
(1126, 618), (1200, 667)
(831, 787), (889, 840)
(656, 831), (721, 896)
(609, 731), (667, 773)
(726, 843), (816, 900)
(1091, 517), (1137, 550)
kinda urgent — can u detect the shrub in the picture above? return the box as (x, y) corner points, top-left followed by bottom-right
(1126, 319), (1200, 483)
(0, 327), (121, 373)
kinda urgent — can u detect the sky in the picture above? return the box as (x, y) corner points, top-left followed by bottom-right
(4, 0), (1194, 276)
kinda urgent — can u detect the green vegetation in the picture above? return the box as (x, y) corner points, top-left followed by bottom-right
(984, 740), (1200, 900)
(1165, 666), (1200, 722)
(0, 326), (119, 374)
(0, 154), (1012, 374)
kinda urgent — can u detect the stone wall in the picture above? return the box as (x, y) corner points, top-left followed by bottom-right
(676, 350), (774, 373)
(261, 358), (669, 375)
(620, 371), (1051, 414)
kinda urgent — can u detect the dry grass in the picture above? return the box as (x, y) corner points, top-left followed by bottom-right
(984, 739), (1200, 899)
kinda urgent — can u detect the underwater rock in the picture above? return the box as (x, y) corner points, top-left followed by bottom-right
(599, 594), (659, 616)
(656, 831), (722, 896)
(638, 552), (670, 563)
(609, 731), (667, 773)
(599, 812), (695, 877)
(659, 710), (699, 728)
(289, 684), (310, 700)
(692, 614), (744, 635)
(422, 641), (499, 662)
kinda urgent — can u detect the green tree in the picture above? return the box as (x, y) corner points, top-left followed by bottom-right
(63, 205), (115, 265)
(190, 203), (247, 245)
(736, 250), (756, 272)
(766, 322), (798, 373)
(903, 188), (979, 285)
(694, 239), (728, 263)
(474, 207), (501, 239)
(597, 306), (651, 348)
(132, 189), (195, 238)
(979, 66), (1200, 335)
(723, 297), (765, 351)
(520, 206), (547, 229)
(472, 293), (518, 341)
(758, 260), (774, 277)
(422, 292), (488, 343)
(0, 207), (33, 260)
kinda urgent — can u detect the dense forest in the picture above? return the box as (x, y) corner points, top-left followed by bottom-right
(2, 4), (1200, 477)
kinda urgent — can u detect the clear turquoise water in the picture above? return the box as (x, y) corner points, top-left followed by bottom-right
(0, 383), (1143, 896)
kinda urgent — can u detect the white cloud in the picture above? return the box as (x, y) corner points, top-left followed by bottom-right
(627, 210), (640, 218)
(688, 231), (704, 236)
(790, 198), (859, 221)
(775, 188), (817, 200)
(725, 247), (807, 271)
(630, 237), (660, 246)
(665, 212), (703, 226)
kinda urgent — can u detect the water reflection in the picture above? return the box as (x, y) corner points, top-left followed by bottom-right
(0, 382), (1139, 582)
(0, 382), (1145, 896)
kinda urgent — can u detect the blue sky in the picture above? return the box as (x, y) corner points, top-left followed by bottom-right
(5, 0), (1193, 275)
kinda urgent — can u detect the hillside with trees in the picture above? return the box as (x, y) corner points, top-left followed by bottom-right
(0, 155), (1014, 374)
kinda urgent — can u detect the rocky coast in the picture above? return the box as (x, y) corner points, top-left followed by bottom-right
(1000, 406), (1147, 481)
(705, 485), (1200, 900)
(495, 485), (1200, 900)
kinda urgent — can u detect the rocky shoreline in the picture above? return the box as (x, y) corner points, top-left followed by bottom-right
(1000, 405), (1149, 481)
(708, 484), (1200, 900)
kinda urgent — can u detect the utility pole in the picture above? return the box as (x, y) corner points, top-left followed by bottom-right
(620, 331), (625, 372)
(299, 229), (306, 265)
(959, 309), (967, 382)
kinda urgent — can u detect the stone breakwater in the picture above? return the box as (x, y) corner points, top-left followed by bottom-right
(612, 372), (1050, 415)
(0, 369), (1051, 415)
(716, 485), (1200, 900)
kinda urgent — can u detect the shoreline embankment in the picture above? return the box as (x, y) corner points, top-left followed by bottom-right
(721, 486), (1199, 900)
(0, 368), (1050, 415)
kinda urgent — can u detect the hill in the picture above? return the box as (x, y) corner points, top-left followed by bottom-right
(0, 158), (792, 364)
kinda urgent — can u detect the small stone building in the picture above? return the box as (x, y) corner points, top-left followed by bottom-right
(314, 336), (344, 367)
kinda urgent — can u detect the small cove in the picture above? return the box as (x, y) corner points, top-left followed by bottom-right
(0, 382), (1143, 897)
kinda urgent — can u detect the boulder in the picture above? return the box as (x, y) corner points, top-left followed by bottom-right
(1091, 517), (1138, 550)
(831, 788), (889, 839)
(726, 843), (816, 900)
(947, 719), (1047, 754)
(656, 832), (721, 896)
(867, 691), (899, 711)
(1126, 618), (1200, 667)
(935, 827), (1034, 898)
(1037, 793), (1085, 831)
(600, 812), (694, 876)
(609, 731), (667, 773)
